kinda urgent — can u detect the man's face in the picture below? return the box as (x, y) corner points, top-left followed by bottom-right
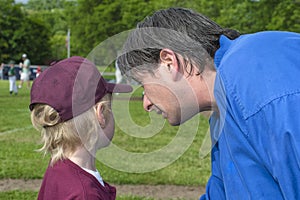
(140, 65), (200, 126)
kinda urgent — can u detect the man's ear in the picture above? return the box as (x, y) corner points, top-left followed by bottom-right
(159, 48), (181, 81)
(96, 103), (106, 128)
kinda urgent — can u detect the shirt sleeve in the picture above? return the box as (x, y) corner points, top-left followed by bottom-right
(247, 93), (300, 199)
(200, 175), (226, 200)
(200, 143), (226, 200)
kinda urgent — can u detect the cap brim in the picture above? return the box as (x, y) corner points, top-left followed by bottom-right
(106, 83), (133, 93)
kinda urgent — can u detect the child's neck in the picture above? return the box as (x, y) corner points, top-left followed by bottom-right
(68, 146), (96, 171)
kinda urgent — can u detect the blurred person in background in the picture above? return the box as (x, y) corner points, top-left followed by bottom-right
(0, 63), (3, 80)
(36, 66), (42, 78)
(8, 60), (18, 95)
(19, 53), (31, 89)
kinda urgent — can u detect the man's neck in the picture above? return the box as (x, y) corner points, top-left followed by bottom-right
(189, 68), (217, 112)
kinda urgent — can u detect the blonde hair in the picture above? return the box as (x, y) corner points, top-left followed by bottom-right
(31, 95), (111, 165)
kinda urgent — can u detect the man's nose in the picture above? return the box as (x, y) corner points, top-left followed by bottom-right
(143, 94), (153, 112)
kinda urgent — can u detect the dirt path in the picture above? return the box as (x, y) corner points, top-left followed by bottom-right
(0, 179), (205, 200)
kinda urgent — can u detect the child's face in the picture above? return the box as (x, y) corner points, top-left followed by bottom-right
(98, 94), (115, 148)
(102, 109), (115, 144)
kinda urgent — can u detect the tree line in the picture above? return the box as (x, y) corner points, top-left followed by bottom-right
(1, 0), (299, 64)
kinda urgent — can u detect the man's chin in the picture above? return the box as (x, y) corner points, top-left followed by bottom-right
(168, 120), (181, 126)
(167, 117), (185, 126)
(167, 113), (198, 126)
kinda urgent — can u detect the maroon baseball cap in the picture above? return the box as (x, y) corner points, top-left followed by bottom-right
(29, 56), (132, 122)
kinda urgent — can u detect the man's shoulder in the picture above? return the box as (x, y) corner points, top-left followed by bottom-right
(218, 31), (300, 119)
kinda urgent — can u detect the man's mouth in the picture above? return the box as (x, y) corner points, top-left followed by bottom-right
(162, 112), (168, 118)
(153, 106), (167, 118)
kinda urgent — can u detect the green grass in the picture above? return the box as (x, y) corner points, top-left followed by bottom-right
(0, 80), (211, 198)
(0, 190), (38, 200)
(98, 65), (116, 73)
(0, 190), (156, 200)
(117, 196), (155, 200)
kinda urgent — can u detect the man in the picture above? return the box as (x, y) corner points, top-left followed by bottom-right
(117, 8), (300, 200)
(19, 53), (31, 89)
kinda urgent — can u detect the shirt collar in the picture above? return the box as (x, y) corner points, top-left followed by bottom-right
(214, 35), (233, 69)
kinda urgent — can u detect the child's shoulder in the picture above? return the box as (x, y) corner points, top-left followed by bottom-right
(40, 159), (116, 199)
(38, 159), (85, 199)
(44, 159), (82, 183)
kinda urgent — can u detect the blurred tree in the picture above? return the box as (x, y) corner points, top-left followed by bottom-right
(13, 15), (52, 64)
(267, 0), (300, 32)
(26, 0), (66, 11)
(13, 0), (298, 64)
(91, 0), (156, 66)
(212, 0), (273, 33)
(0, 0), (23, 62)
(0, 0), (51, 64)
(27, 0), (68, 60)
(64, 0), (175, 57)
(202, 0), (300, 34)
(0, 0), (292, 64)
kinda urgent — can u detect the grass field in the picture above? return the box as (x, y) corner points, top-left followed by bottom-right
(0, 190), (156, 200)
(0, 79), (211, 199)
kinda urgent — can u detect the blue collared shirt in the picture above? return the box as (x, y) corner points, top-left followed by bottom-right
(201, 31), (300, 200)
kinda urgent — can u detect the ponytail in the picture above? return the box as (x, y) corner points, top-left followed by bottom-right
(222, 28), (241, 40)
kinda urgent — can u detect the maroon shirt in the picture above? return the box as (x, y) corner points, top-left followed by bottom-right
(38, 159), (116, 200)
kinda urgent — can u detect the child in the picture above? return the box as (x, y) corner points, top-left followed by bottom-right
(8, 61), (18, 95)
(29, 56), (132, 200)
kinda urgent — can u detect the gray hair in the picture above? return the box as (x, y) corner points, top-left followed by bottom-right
(117, 7), (240, 80)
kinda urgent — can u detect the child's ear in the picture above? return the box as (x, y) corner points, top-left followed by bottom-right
(96, 103), (106, 128)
